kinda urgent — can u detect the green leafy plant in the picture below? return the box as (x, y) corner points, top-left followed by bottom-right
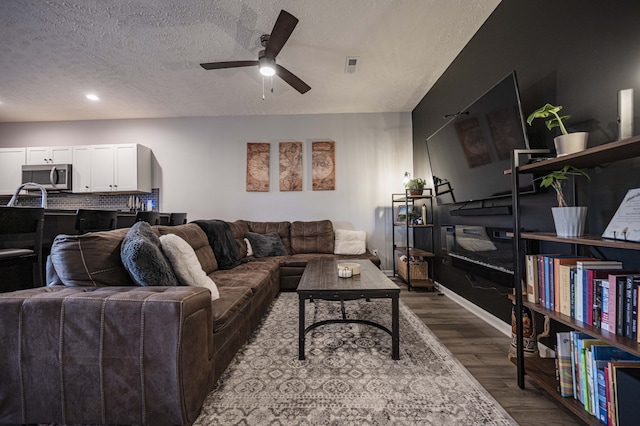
(433, 176), (446, 186)
(535, 165), (590, 207)
(526, 103), (570, 135)
(405, 177), (426, 189)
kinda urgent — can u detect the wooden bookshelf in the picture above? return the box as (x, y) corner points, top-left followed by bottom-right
(509, 135), (640, 424)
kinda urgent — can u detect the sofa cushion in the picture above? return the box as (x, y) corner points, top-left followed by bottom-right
(211, 286), (253, 332)
(245, 232), (288, 258)
(121, 221), (179, 287)
(334, 229), (366, 255)
(227, 220), (250, 257)
(246, 221), (292, 254)
(48, 228), (136, 287)
(159, 234), (219, 301)
(155, 224), (218, 274)
(290, 220), (334, 254)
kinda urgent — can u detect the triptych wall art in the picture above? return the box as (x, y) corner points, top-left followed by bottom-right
(246, 141), (335, 192)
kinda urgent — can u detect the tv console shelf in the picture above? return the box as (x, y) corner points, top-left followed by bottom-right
(508, 134), (640, 425)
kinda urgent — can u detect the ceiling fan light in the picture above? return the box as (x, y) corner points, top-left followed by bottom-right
(259, 55), (276, 76)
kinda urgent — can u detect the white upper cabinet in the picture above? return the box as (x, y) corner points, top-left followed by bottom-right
(89, 144), (151, 193)
(72, 146), (92, 193)
(26, 146), (73, 165)
(0, 148), (26, 195)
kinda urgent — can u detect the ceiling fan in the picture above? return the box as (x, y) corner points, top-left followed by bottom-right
(200, 9), (311, 94)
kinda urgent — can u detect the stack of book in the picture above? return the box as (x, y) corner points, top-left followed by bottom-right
(525, 255), (640, 340)
(556, 332), (640, 425)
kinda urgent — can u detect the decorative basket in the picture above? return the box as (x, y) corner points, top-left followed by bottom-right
(398, 258), (428, 281)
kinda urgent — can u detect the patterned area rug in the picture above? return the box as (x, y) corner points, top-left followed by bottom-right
(194, 293), (517, 425)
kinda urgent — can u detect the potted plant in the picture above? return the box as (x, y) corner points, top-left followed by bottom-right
(405, 177), (426, 196)
(536, 165), (590, 237)
(526, 103), (588, 156)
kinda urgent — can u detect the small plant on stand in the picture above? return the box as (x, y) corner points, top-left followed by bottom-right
(536, 165), (590, 237)
(526, 103), (588, 156)
(536, 165), (590, 207)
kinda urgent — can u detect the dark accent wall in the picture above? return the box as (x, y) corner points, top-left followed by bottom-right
(412, 0), (640, 323)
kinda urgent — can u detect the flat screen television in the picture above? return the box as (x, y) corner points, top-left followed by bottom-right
(426, 71), (534, 206)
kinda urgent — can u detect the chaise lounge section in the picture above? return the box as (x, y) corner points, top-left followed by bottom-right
(0, 219), (379, 425)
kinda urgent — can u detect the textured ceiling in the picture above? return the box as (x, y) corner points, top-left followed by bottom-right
(0, 0), (501, 123)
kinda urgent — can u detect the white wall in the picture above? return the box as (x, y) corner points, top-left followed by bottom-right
(0, 112), (413, 269)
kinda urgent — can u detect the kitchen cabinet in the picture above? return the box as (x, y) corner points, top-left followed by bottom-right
(72, 146), (91, 193)
(89, 144), (151, 193)
(0, 148), (26, 195)
(26, 146), (72, 165)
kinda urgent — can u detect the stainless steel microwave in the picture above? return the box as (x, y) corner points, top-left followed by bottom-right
(21, 163), (72, 191)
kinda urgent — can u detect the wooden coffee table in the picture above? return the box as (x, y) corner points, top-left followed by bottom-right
(297, 258), (400, 360)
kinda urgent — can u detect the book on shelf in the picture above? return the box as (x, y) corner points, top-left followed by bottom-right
(538, 256), (546, 308)
(606, 361), (640, 426)
(576, 261), (624, 324)
(614, 365), (640, 426)
(590, 345), (640, 422)
(624, 276), (640, 340)
(581, 340), (609, 412)
(554, 256), (597, 314)
(600, 278), (611, 332)
(571, 332), (591, 400)
(556, 331), (574, 397)
(525, 254), (539, 304)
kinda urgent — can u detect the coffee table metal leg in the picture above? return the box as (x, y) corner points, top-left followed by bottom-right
(299, 295), (306, 360)
(392, 295), (400, 360)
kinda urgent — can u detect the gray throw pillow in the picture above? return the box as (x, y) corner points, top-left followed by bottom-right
(245, 232), (288, 258)
(121, 221), (179, 286)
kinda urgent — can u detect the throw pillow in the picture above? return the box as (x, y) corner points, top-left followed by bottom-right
(244, 237), (254, 257)
(334, 229), (367, 255)
(159, 234), (220, 301)
(245, 232), (288, 258)
(121, 221), (179, 287)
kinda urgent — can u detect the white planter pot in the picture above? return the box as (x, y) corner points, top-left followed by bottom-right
(554, 132), (588, 157)
(551, 206), (587, 237)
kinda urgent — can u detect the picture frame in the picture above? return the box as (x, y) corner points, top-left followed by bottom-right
(395, 205), (414, 224)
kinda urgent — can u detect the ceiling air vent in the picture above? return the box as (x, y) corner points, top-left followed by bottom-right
(345, 56), (359, 73)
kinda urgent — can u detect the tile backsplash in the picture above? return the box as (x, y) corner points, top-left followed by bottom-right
(0, 188), (160, 212)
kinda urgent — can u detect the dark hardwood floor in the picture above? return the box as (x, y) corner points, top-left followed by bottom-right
(398, 283), (584, 426)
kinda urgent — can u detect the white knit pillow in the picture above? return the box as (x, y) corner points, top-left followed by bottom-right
(159, 233), (219, 301)
(334, 229), (366, 255)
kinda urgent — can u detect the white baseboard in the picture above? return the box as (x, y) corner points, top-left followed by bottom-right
(435, 282), (554, 357)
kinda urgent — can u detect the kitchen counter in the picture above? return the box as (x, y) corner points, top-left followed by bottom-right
(42, 210), (171, 245)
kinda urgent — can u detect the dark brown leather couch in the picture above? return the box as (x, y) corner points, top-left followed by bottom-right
(0, 219), (379, 425)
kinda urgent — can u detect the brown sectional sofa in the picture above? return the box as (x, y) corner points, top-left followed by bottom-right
(0, 219), (379, 425)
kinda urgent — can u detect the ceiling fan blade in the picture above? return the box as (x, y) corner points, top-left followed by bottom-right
(264, 10), (298, 59)
(200, 60), (258, 70)
(276, 64), (311, 94)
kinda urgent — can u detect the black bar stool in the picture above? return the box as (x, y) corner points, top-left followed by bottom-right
(0, 206), (45, 291)
(168, 213), (188, 226)
(75, 209), (118, 234)
(135, 211), (160, 225)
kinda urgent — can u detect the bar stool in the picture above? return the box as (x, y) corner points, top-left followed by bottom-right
(0, 206), (45, 291)
(168, 213), (188, 226)
(75, 209), (118, 234)
(135, 211), (160, 225)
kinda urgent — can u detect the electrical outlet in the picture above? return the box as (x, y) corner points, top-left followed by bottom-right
(372, 249), (379, 257)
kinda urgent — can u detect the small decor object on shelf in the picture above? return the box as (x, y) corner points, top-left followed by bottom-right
(526, 103), (588, 156)
(602, 187), (640, 242)
(405, 177), (426, 195)
(536, 165), (590, 237)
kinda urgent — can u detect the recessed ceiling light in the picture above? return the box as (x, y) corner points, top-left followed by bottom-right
(86, 94), (100, 101)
